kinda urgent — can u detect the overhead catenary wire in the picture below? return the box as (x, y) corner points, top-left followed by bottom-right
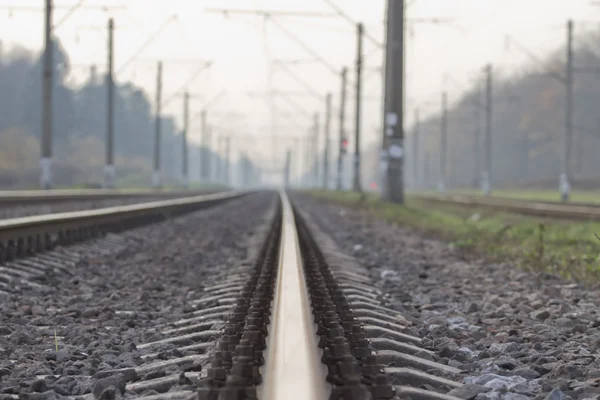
(161, 62), (213, 109)
(273, 62), (323, 101)
(115, 15), (178, 76)
(322, 0), (383, 49)
(268, 16), (340, 77)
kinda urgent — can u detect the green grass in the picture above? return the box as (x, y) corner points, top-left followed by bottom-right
(309, 190), (600, 283)
(418, 188), (600, 204)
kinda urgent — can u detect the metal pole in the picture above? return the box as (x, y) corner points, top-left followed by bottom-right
(382, 0), (405, 202)
(440, 91), (447, 192)
(353, 22), (364, 193)
(153, 61), (162, 188)
(472, 83), (481, 189)
(483, 64), (492, 196)
(206, 124), (212, 182)
(182, 91), (189, 187)
(215, 135), (222, 184)
(323, 93), (332, 189)
(200, 110), (207, 181)
(41, 0), (53, 189)
(305, 135), (311, 187)
(225, 136), (231, 186)
(337, 67), (347, 191)
(413, 108), (419, 189)
(284, 149), (291, 188)
(562, 19), (574, 201)
(381, 0), (393, 198)
(313, 113), (320, 186)
(104, 18), (115, 189)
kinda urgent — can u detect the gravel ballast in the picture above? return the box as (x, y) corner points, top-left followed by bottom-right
(294, 194), (600, 400)
(0, 192), (277, 399)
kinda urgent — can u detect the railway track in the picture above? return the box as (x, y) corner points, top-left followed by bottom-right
(414, 192), (600, 221)
(0, 188), (225, 220)
(0, 189), (219, 207)
(1, 191), (470, 399)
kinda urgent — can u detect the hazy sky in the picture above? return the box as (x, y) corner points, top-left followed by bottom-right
(1, 0), (598, 168)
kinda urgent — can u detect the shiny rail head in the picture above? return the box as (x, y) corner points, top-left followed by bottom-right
(0, 191), (255, 259)
(259, 191), (331, 400)
(0, 187), (229, 205)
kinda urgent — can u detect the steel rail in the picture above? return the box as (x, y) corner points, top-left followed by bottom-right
(414, 193), (600, 221)
(260, 191), (330, 399)
(0, 188), (224, 206)
(0, 191), (247, 261)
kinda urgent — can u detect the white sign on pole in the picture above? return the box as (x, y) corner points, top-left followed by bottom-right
(389, 145), (403, 159)
(385, 112), (398, 127)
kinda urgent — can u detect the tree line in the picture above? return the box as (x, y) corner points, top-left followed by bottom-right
(0, 38), (224, 188)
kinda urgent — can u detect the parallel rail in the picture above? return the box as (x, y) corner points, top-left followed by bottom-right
(0, 188), (223, 206)
(415, 192), (600, 221)
(0, 190), (246, 262)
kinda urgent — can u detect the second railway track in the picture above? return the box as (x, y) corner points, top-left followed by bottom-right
(1, 191), (468, 399)
(0, 189), (222, 220)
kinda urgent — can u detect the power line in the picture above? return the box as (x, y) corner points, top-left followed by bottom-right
(161, 62), (213, 108)
(205, 8), (337, 18)
(115, 15), (178, 76)
(322, 0), (383, 48)
(54, 0), (85, 29)
(268, 17), (339, 76)
(505, 34), (565, 83)
(273, 61), (322, 100)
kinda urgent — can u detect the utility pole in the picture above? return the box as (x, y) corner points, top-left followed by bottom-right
(413, 108), (419, 189)
(353, 22), (364, 193)
(313, 113), (320, 186)
(304, 135), (311, 187)
(323, 93), (332, 189)
(200, 110), (208, 182)
(382, 0), (404, 202)
(182, 91), (189, 187)
(215, 135), (222, 184)
(206, 124), (213, 182)
(483, 64), (492, 196)
(439, 92), (447, 192)
(153, 61), (162, 188)
(284, 149), (292, 188)
(225, 136), (231, 186)
(337, 67), (347, 191)
(472, 83), (481, 189)
(562, 19), (574, 201)
(104, 18), (115, 189)
(40, 0), (53, 189)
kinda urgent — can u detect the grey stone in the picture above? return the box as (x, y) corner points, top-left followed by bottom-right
(92, 374), (126, 399)
(544, 388), (566, 400)
(531, 309), (551, 321)
(0, 326), (12, 336)
(513, 367), (540, 379)
(447, 384), (490, 399)
(503, 394), (530, 400)
(475, 391), (502, 400)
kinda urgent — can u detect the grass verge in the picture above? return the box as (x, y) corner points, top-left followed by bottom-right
(308, 190), (600, 283)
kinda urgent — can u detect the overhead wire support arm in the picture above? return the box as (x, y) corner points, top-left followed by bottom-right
(204, 8), (338, 18)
